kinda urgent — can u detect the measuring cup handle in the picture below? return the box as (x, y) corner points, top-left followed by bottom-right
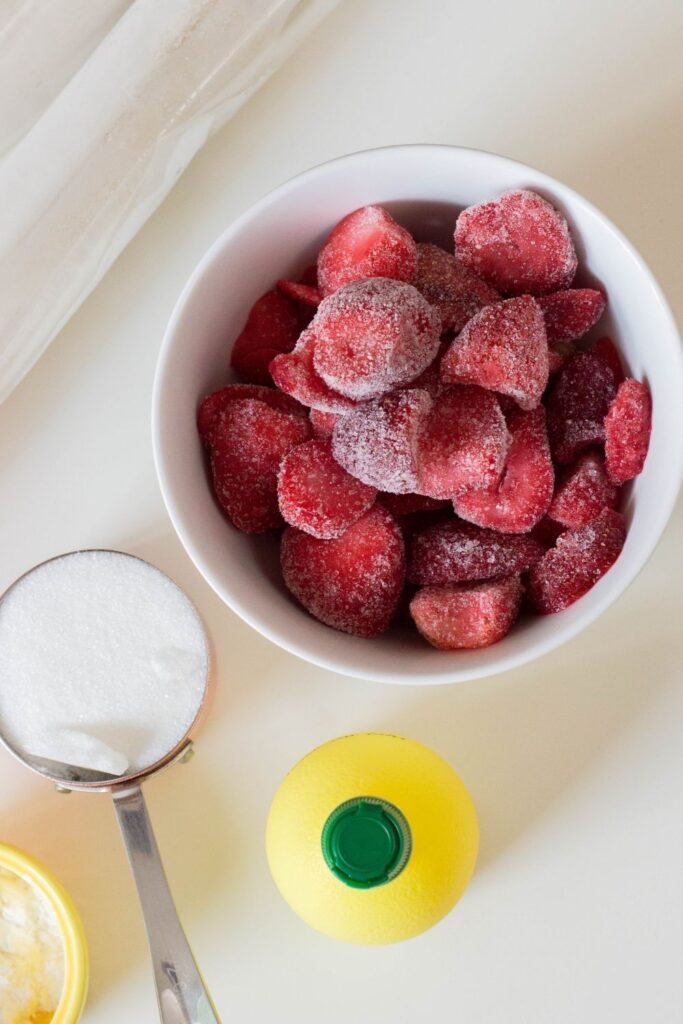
(113, 784), (220, 1024)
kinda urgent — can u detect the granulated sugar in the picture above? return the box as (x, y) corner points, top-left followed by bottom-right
(0, 551), (208, 776)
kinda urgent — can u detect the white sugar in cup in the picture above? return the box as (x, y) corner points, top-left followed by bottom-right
(0, 550), (219, 1022)
(0, 550), (209, 779)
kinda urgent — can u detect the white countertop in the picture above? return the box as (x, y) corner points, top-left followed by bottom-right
(1, 1), (682, 1020)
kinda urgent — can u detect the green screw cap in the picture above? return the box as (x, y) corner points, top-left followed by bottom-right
(321, 797), (412, 889)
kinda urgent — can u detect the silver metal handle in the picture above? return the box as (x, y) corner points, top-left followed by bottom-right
(113, 784), (220, 1024)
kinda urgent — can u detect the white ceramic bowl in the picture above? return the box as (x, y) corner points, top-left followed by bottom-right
(152, 145), (683, 684)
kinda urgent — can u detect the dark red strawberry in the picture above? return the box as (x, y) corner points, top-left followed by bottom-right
(546, 350), (618, 464)
(549, 450), (617, 528)
(415, 242), (499, 332)
(410, 575), (523, 649)
(592, 337), (625, 384)
(408, 520), (544, 585)
(527, 508), (626, 613)
(230, 290), (300, 384)
(537, 288), (606, 342)
(280, 505), (405, 636)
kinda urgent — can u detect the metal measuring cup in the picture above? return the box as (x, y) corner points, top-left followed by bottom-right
(0, 550), (220, 1024)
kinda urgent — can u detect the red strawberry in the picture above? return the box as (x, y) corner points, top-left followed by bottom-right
(604, 379), (652, 484)
(308, 408), (339, 439)
(441, 296), (549, 411)
(410, 575), (523, 650)
(280, 505), (405, 636)
(231, 348), (282, 384)
(546, 350), (618, 464)
(408, 520), (544, 585)
(331, 389), (432, 494)
(398, 339), (448, 397)
(300, 265), (319, 287)
(277, 440), (377, 539)
(417, 386), (510, 499)
(230, 290), (300, 384)
(530, 515), (566, 549)
(378, 493), (448, 517)
(415, 242), (499, 332)
(269, 327), (358, 414)
(528, 508), (626, 613)
(210, 399), (311, 533)
(549, 450), (617, 528)
(197, 384), (306, 444)
(454, 189), (578, 295)
(317, 205), (417, 297)
(313, 278), (441, 400)
(537, 288), (605, 342)
(277, 279), (322, 307)
(548, 342), (574, 376)
(592, 336), (625, 384)
(453, 406), (554, 533)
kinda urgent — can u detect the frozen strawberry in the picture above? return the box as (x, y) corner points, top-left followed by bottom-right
(378, 493), (448, 517)
(277, 439), (377, 539)
(418, 386), (510, 499)
(277, 279), (322, 307)
(546, 350), (618, 464)
(530, 515), (566, 549)
(441, 296), (549, 411)
(232, 348), (282, 384)
(230, 290), (300, 383)
(210, 398), (311, 532)
(396, 510), (452, 543)
(197, 384), (306, 444)
(528, 508), (626, 613)
(408, 520), (544, 585)
(317, 205), (417, 297)
(592, 337), (625, 383)
(410, 575), (523, 650)
(453, 406), (554, 533)
(280, 504), (405, 636)
(270, 327), (359, 414)
(309, 408), (339, 439)
(313, 278), (441, 400)
(604, 379), (652, 484)
(537, 288), (605, 342)
(398, 339), (448, 397)
(454, 189), (578, 295)
(548, 342), (574, 376)
(332, 389), (432, 493)
(549, 451), (617, 528)
(415, 243), (499, 332)
(301, 265), (319, 287)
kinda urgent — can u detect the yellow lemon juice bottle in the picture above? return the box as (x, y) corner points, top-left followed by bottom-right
(266, 733), (478, 944)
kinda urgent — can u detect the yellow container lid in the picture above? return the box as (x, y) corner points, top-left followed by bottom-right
(0, 842), (89, 1024)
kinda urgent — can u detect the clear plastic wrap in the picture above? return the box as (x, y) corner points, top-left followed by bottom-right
(0, 0), (339, 403)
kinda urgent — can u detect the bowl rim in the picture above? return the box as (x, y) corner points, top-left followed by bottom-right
(0, 841), (89, 1023)
(152, 143), (683, 684)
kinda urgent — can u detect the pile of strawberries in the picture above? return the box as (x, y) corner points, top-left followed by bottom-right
(197, 191), (652, 650)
